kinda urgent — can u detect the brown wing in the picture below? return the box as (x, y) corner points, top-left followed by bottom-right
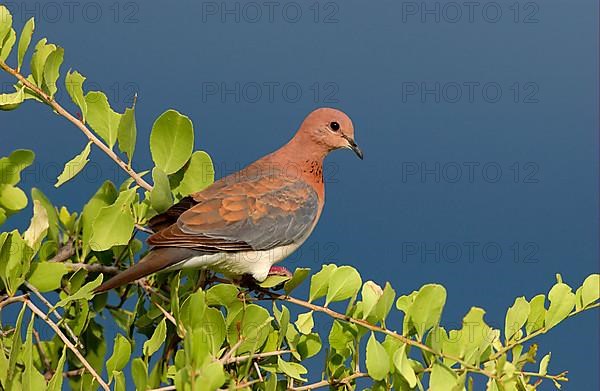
(147, 178), (319, 252)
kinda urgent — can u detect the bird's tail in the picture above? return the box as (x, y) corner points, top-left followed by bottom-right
(94, 247), (193, 293)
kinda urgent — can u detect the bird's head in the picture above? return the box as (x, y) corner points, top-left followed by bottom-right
(298, 107), (363, 159)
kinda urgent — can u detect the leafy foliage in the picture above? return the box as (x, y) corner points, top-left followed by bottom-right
(0, 6), (598, 390)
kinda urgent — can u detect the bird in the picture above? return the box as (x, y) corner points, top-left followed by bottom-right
(94, 107), (362, 293)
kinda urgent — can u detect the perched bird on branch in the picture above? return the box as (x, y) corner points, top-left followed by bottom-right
(95, 108), (362, 293)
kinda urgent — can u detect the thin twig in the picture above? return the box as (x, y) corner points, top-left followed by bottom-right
(220, 338), (246, 364)
(488, 302), (600, 361)
(520, 370), (568, 382)
(137, 279), (170, 302)
(258, 289), (495, 379)
(63, 263), (120, 274)
(253, 361), (264, 382)
(16, 297), (110, 391)
(0, 294), (29, 309)
(235, 378), (263, 389)
(47, 242), (75, 263)
(148, 386), (175, 391)
(135, 224), (154, 234)
(224, 349), (293, 365)
(63, 368), (85, 378)
(153, 300), (184, 337)
(291, 372), (369, 391)
(32, 328), (53, 379)
(0, 59), (152, 192)
(24, 282), (82, 348)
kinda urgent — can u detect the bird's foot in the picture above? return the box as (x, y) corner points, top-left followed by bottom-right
(267, 265), (292, 277)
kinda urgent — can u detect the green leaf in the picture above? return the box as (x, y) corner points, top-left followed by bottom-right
(526, 294), (546, 334)
(0, 6), (13, 45)
(430, 362), (458, 391)
(504, 296), (530, 342)
(258, 274), (290, 288)
(89, 188), (136, 251)
(227, 304), (272, 354)
(0, 85), (24, 110)
(175, 151), (214, 195)
(106, 334), (131, 381)
(30, 38), (56, 86)
(47, 346), (67, 391)
(297, 333), (322, 359)
(277, 357), (307, 381)
(328, 320), (355, 355)
(23, 314), (47, 391)
(27, 261), (67, 292)
(0, 149), (34, 185)
(0, 231), (33, 295)
(373, 282), (396, 322)
(114, 371), (126, 391)
(362, 281), (383, 320)
(131, 358), (148, 391)
(201, 308), (226, 355)
(325, 265), (362, 305)
(581, 274), (599, 308)
(408, 284), (446, 340)
(150, 167), (173, 213)
(0, 183), (27, 211)
(81, 180), (118, 254)
(143, 318), (166, 357)
(31, 187), (59, 242)
(366, 333), (390, 381)
(294, 311), (314, 335)
(65, 70), (87, 120)
(284, 267), (310, 294)
(150, 109), (194, 174)
(117, 106), (137, 163)
(545, 283), (576, 330)
(309, 264), (337, 302)
(206, 284), (239, 306)
(198, 361), (226, 390)
(23, 200), (48, 252)
(17, 18), (34, 70)
(393, 344), (417, 388)
(0, 28), (16, 61)
(55, 142), (91, 187)
(443, 307), (494, 367)
(42, 46), (64, 97)
(180, 290), (207, 331)
(539, 352), (551, 376)
(85, 91), (122, 148)
(5, 302), (26, 390)
(55, 274), (103, 307)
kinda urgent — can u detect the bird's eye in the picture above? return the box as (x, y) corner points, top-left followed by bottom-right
(329, 121), (340, 131)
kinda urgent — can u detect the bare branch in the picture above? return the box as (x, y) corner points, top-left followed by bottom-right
(24, 282), (82, 348)
(63, 263), (120, 274)
(291, 372), (369, 391)
(14, 297), (110, 391)
(224, 349), (293, 365)
(0, 59), (153, 192)
(257, 289), (495, 379)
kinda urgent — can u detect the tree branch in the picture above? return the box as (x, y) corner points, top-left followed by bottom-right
(63, 263), (120, 274)
(291, 372), (369, 391)
(257, 289), (495, 379)
(13, 297), (110, 391)
(0, 59), (153, 192)
(24, 282), (82, 348)
(487, 302), (600, 361)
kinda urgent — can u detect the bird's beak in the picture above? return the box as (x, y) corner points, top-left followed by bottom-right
(343, 135), (363, 160)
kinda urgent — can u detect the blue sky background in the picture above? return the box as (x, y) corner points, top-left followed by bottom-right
(1, 0), (598, 389)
